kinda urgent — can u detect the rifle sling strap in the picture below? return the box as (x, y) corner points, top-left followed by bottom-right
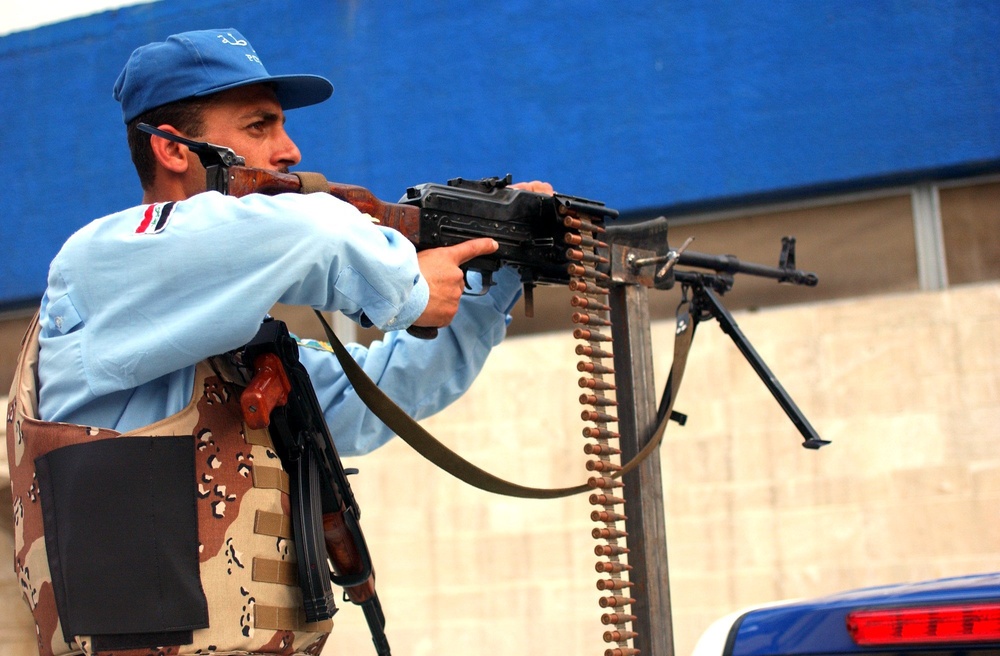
(313, 307), (694, 499)
(294, 171), (331, 194)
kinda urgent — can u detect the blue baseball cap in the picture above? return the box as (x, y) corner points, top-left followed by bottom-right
(114, 28), (333, 123)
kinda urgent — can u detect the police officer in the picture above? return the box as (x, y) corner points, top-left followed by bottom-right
(9, 28), (541, 656)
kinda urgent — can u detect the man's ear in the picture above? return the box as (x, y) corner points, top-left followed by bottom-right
(148, 124), (191, 174)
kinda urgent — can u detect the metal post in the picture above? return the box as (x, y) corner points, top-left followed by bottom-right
(609, 282), (675, 656)
(912, 183), (948, 291)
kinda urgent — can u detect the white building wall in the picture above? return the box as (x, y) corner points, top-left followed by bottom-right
(2, 282), (998, 655)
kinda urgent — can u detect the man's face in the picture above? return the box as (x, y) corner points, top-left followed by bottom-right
(195, 84), (302, 172)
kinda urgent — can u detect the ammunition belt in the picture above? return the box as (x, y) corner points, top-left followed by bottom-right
(563, 209), (639, 656)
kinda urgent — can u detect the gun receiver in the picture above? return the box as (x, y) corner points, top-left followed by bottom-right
(400, 174), (618, 288)
(236, 318), (391, 655)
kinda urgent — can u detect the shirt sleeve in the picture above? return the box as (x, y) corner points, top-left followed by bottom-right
(296, 266), (523, 456)
(48, 191), (428, 397)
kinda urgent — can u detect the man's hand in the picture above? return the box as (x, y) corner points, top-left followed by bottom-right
(510, 180), (554, 194)
(413, 238), (499, 328)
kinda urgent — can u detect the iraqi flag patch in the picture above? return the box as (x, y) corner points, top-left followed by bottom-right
(135, 201), (176, 235)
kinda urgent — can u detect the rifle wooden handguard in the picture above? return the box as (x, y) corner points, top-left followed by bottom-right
(323, 511), (377, 604)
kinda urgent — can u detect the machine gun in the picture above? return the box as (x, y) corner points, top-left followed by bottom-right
(235, 318), (390, 655)
(138, 123), (827, 656)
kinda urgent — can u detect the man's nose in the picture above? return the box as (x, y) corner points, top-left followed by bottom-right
(273, 129), (302, 169)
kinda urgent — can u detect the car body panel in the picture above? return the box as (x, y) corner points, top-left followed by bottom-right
(702, 573), (1000, 655)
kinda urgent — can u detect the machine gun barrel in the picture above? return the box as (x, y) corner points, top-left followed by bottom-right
(604, 217), (817, 290)
(677, 249), (818, 286)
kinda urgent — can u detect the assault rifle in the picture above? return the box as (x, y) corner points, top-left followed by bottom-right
(236, 317), (390, 655)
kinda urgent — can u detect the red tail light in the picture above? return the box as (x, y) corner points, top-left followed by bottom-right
(847, 602), (1000, 645)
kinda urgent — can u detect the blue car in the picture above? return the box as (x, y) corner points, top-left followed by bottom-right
(692, 572), (1000, 655)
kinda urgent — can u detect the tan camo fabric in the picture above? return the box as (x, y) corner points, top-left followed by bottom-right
(6, 317), (331, 656)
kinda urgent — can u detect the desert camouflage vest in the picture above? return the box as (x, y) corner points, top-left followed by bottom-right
(6, 315), (332, 656)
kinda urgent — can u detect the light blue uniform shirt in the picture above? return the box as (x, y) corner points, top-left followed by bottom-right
(37, 191), (521, 455)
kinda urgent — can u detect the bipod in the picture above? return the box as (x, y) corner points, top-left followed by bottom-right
(672, 270), (831, 449)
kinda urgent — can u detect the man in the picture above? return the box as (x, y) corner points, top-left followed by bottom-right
(8, 28), (543, 656)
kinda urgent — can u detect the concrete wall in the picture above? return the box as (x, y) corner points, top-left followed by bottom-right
(3, 281), (997, 655)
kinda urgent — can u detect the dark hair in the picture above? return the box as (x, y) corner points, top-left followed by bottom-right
(125, 96), (215, 190)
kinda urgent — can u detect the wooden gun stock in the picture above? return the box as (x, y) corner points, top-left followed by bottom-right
(226, 166), (421, 244)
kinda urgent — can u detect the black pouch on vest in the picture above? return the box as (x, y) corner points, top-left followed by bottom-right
(35, 436), (208, 649)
